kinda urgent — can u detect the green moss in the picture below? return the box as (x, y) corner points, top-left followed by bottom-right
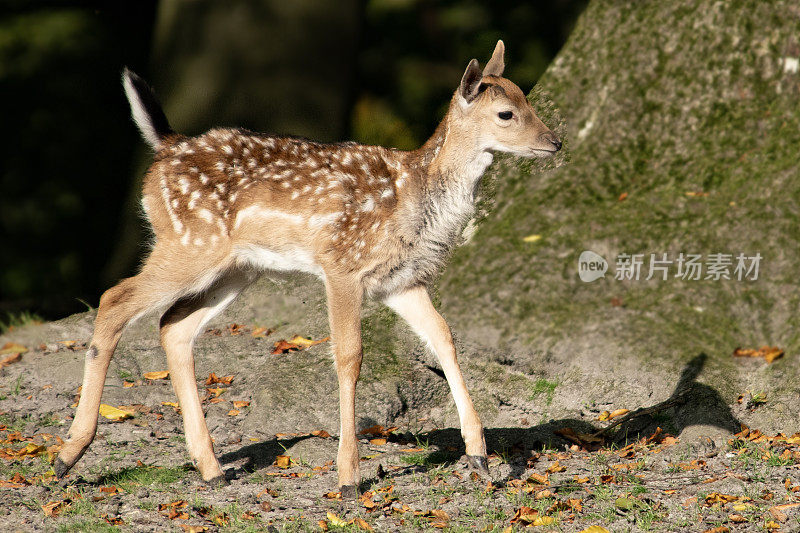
(528, 378), (558, 405)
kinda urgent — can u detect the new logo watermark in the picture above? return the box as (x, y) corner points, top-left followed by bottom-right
(578, 251), (762, 282)
(578, 251), (609, 282)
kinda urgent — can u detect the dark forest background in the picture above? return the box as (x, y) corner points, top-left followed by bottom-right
(0, 0), (586, 322)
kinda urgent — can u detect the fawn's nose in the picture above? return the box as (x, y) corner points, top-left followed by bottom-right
(540, 131), (562, 151)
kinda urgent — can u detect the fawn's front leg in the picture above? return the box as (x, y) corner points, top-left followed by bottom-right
(325, 276), (364, 499)
(385, 285), (488, 471)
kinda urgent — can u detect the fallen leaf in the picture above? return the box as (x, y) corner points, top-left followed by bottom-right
(579, 527), (611, 533)
(205, 373), (234, 385)
(312, 430), (331, 438)
(546, 461), (566, 474)
(354, 517), (374, 531)
(98, 404), (134, 421)
(101, 514), (124, 525)
(211, 513), (229, 526)
(323, 491), (341, 500)
(370, 438), (387, 445)
(0, 342), (28, 355)
(227, 409), (240, 416)
(523, 234), (542, 243)
(598, 411), (610, 421)
(574, 476), (590, 483)
(728, 513), (747, 523)
(275, 455), (291, 468)
(0, 352), (22, 368)
(42, 500), (68, 517)
(701, 528), (729, 533)
(143, 370), (170, 380)
(764, 521), (780, 530)
(327, 511), (348, 527)
(427, 509), (449, 521)
(179, 526), (208, 533)
(607, 408), (630, 420)
(123, 381), (136, 388)
(527, 472), (549, 485)
(251, 326), (271, 338)
(272, 336), (329, 354)
(618, 192), (628, 201)
(510, 506), (539, 524)
(232, 400), (250, 409)
(733, 346), (784, 364)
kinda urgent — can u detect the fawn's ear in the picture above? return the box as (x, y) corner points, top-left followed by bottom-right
(459, 59), (484, 104)
(483, 40), (505, 77)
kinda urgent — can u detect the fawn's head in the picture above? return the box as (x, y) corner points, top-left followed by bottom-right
(454, 41), (561, 157)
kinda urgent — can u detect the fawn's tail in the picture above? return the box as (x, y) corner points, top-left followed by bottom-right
(122, 67), (174, 151)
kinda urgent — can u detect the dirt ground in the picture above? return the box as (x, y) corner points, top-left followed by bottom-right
(1, 314), (799, 533)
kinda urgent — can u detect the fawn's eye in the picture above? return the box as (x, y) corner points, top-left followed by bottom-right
(498, 111), (513, 120)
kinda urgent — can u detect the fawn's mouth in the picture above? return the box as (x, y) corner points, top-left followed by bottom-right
(529, 148), (559, 157)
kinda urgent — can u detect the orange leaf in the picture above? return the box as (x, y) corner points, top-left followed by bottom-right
(227, 409), (240, 416)
(275, 455), (291, 468)
(0, 352), (22, 367)
(354, 517), (374, 531)
(546, 461), (566, 474)
(205, 373), (234, 385)
(143, 370), (169, 380)
(0, 342), (28, 355)
(251, 326), (271, 338)
(370, 438), (387, 445)
(312, 430), (331, 438)
(232, 400), (250, 409)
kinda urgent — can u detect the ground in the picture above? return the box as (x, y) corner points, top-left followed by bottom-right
(0, 309), (798, 532)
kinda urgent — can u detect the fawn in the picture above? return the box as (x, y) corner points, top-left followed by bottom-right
(55, 41), (561, 497)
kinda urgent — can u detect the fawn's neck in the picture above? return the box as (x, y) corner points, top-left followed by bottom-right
(416, 106), (493, 193)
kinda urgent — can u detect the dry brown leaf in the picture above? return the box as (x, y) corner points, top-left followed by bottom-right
(143, 370), (170, 380)
(370, 438), (387, 445)
(354, 517), (374, 531)
(205, 373), (234, 385)
(0, 352), (22, 368)
(0, 342), (28, 355)
(733, 346), (784, 364)
(701, 528), (729, 533)
(251, 326), (271, 338)
(312, 430), (331, 438)
(527, 472), (549, 485)
(275, 455), (291, 468)
(546, 461), (566, 473)
(42, 500), (67, 517)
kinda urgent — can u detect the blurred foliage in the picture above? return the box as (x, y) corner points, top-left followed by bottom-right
(0, 0), (585, 320)
(0, 1), (157, 318)
(353, 0), (586, 148)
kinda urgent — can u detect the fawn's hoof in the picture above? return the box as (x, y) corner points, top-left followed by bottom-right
(340, 484), (358, 500)
(467, 455), (489, 474)
(205, 474), (230, 487)
(54, 458), (72, 479)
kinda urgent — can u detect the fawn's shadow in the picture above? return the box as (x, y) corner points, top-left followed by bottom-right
(217, 353), (740, 482)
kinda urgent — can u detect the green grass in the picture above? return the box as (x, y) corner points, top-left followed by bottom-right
(528, 378), (558, 405)
(0, 310), (43, 333)
(94, 464), (191, 492)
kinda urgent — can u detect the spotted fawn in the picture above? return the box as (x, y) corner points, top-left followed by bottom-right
(56, 41), (561, 497)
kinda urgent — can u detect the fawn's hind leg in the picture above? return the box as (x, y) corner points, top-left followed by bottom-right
(159, 270), (254, 483)
(56, 245), (231, 478)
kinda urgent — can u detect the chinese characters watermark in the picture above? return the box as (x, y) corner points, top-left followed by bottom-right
(578, 251), (761, 282)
